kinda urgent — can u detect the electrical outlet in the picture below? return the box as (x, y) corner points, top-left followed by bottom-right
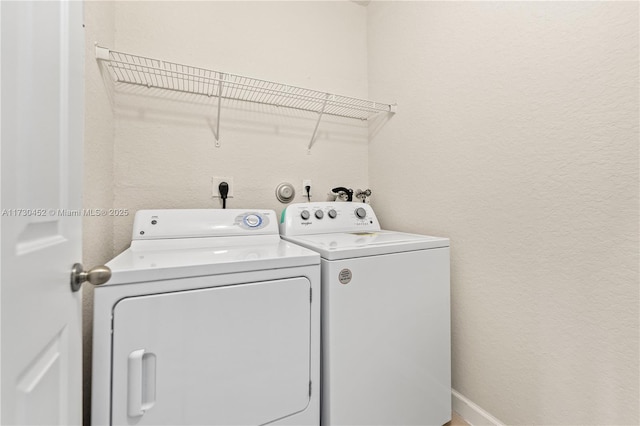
(212, 177), (234, 198)
(302, 179), (312, 196)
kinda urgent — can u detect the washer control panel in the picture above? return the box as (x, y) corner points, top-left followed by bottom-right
(280, 202), (380, 236)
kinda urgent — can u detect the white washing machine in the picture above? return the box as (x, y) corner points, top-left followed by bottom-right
(92, 209), (320, 426)
(280, 202), (451, 426)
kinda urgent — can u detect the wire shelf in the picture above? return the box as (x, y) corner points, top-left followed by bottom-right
(96, 46), (396, 148)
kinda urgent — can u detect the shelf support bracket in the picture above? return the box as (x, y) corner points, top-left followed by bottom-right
(211, 73), (224, 147)
(308, 93), (330, 152)
(95, 44), (110, 61)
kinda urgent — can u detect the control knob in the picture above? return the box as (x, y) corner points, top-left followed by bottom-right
(315, 210), (324, 220)
(244, 214), (261, 227)
(328, 209), (337, 219)
(355, 207), (367, 219)
(300, 210), (310, 220)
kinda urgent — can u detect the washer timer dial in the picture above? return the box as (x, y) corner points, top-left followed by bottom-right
(300, 210), (310, 220)
(355, 207), (367, 219)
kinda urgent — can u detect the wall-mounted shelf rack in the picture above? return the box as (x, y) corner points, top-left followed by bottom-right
(96, 45), (396, 150)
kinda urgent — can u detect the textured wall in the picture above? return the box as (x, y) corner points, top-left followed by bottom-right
(367, 2), (639, 424)
(110, 1), (370, 254)
(82, 1), (115, 424)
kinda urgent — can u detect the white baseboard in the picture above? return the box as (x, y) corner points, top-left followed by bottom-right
(452, 389), (505, 426)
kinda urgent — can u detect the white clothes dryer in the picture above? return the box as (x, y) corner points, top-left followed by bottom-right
(280, 202), (451, 426)
(92, 209), (320, 426)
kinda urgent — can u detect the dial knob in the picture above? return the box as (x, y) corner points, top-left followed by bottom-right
(355, 207), (367, 219)
(328, 209), (337, 219)
(244, 214), (261, 227)
(315, 210), (324, 220)
(300, 210), (310, 220)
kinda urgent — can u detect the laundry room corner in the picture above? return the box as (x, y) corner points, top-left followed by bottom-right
(77, 1), (639, 425)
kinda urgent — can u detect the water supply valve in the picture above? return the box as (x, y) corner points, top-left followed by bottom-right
(331, 187), (353, 202)
(355, 189), (372, 203)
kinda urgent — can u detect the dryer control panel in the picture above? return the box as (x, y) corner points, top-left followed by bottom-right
(132, 209), (277, 240)
(280, 202), (381, 236)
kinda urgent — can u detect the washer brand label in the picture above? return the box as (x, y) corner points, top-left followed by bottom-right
(338, 269), (352, 285)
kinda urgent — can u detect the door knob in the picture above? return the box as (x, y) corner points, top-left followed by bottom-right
(70, 263), (111, 292)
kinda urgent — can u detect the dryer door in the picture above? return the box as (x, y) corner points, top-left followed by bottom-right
(110, 277), (311, 425)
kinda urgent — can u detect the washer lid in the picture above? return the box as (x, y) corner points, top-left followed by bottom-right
(282, 230), (449, 260)
(105, 236), (319, 285)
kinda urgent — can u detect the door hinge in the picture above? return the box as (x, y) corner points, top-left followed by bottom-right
(309, 380), (312, 396)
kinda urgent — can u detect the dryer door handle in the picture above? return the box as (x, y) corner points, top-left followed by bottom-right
(128, 349), (157, 417)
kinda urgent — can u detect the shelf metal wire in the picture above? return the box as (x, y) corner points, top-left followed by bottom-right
(96, 46), (396, 148)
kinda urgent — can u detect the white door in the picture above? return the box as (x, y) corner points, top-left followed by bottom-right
(111, 278), (312, 425)
(1, 1), (84, 424)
